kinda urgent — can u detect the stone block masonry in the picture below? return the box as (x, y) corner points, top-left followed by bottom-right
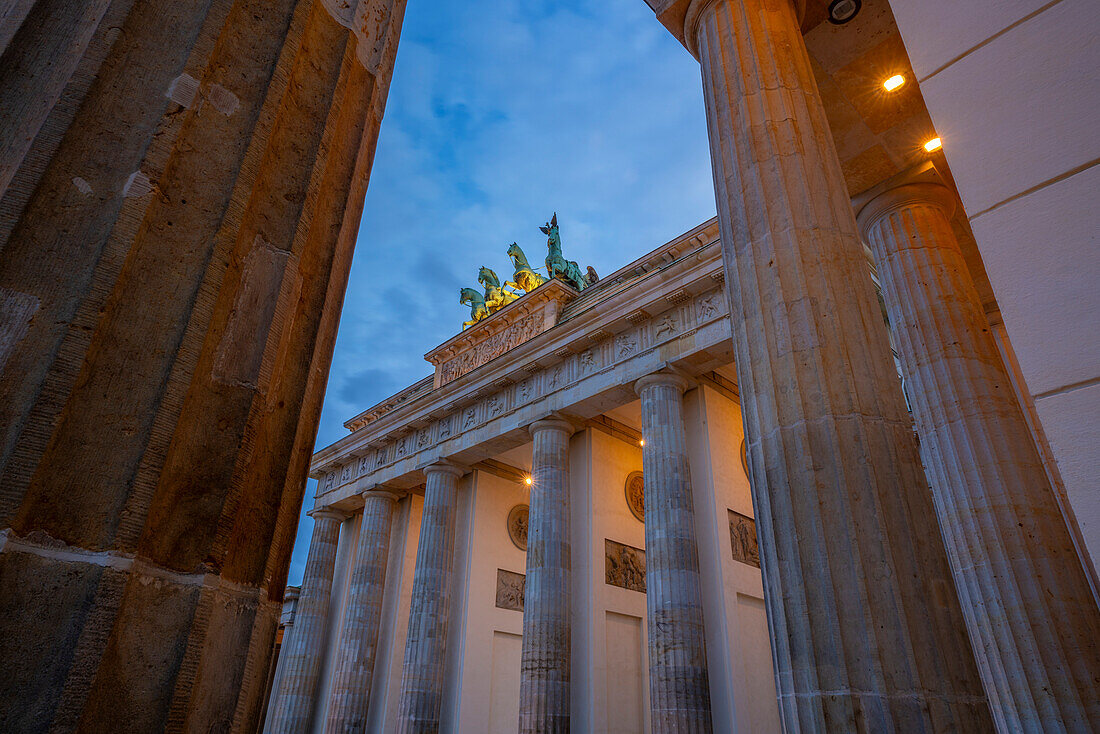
(0, 0), (407, 730)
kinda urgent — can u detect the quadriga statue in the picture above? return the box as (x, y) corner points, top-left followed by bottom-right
(540, 213), (587, 291)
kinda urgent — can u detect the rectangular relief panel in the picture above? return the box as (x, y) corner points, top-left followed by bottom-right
(728, 510), (760, 568)
(495, 569), (525, 612)
(605, 539), (646, 593)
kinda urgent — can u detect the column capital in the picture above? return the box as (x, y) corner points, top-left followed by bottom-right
(527, 416), (575, 438)
(421, 459), (465, 479)
(856, 181), (957, 238)
(635, 370), (691, 396)
(361, 485), (403, 503)
(307, 507), (347, 522)
(654, 0), (805, 57)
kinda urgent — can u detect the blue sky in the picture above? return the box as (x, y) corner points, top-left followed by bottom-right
(286, 0), (716, 585)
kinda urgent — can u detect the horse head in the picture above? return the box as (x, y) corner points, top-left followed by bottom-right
(459, 287), (481, 305)
(478, 266), (500, 288)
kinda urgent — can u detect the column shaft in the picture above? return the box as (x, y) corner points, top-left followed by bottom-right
(268, 510), (344, 734)
(859, 182), (1100, 732)
(397, 463), (463, 733)
(0, 1), (407, 730)
(636, 374), (712, 732)
(519, 418), (573, 733)
(683, 0), (991, 729)
(326, 491), (399, 732)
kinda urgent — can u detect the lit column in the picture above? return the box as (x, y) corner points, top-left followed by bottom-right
(858, 179), (1100, 731)
(267, 508), (345, 734)
(645, 0), (992, 728)
(518, 417), (574, 733)
(325, 488), (401, 732)
(635, 372), (712, 731)
(397, 461), (464, 733)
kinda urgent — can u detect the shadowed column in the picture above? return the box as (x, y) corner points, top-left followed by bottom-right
(326, 489), (400, 732)
(646, 0), (992, 729)
(0, 1), (408, 729)
(518, 417), (574, 733)
(858, 178), (1100, 732)
(636, 372), (712, 732)
(397, 461), (464, 733)
(267, 509), (345, 734)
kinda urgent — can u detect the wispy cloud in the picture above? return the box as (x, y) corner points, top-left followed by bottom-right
(287, 0), (715, 585)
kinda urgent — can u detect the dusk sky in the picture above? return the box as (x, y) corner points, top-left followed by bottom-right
(287, 0), (717, 584)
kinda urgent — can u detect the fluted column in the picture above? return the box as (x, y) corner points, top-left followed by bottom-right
(645, 0), (993, 729)
(0, 1), (408, 729)
(518, 417), (574, 733)
(397, 461), (464, 733)
(635, 372), (712, 732)
(857, 180), (1100, 731)
(268, 509), (345, 734)
(326, 489), (401, 732)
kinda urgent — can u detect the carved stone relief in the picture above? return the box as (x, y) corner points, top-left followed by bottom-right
(605, 539), (646, 593)
(624, 471), (645, 522)
(728, 510), (760, 568)
(439, 312), (544, 384)
(495, 569), (526, 612)
(507, 504), (529, 551)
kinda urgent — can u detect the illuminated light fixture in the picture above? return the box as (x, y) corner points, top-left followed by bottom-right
(639, 439), (646, 447)
(883, 74), (905, 92)
(828, 0), (861, 25)
(924, 136), (943, 152)
(524, 476), (533, 486)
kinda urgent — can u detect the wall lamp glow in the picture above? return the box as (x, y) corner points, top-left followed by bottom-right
(883, 74), (905, 92)
(524, 476), (533, 486)
(924, 137), (943, 152)
(639, 439), (646, 447)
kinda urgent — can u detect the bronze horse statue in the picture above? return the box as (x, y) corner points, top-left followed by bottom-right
(540, 213), (586, 291)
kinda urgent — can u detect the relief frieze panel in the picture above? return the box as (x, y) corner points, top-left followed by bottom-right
(495, 569), (526, 612)
(605, 539), (646, 593)
(728, 510), (760, 568)
(438, 311), (545, 384)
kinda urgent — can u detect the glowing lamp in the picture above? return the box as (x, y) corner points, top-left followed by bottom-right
(639, 439), (646, 447)
(883, 74), (905, 92)
(524, 476), (533, 486)
(924, 137), (942, 152)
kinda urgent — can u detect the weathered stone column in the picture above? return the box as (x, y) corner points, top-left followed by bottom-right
(857, 178), (1100, 731)
(647, 0), (991, 729)
(635, 372), (712, 732)
(519, 417), (574, 733)
(397, 461), (464, 733)
(0, 1), (408, 730)
(326, 488), (400, 732)
(267, 509), (345, 734)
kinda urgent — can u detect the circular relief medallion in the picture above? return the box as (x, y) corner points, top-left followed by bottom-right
(625, 471), (645, 522)
(740, 439), (749, 478)
(507, 504), (529, 551)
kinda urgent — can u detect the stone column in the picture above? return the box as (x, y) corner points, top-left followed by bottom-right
(635, 372), (712, 731)
(267, 509), (345, 734)
(397, 461), (464, 733)
(519, 417), (574, 733)
(0, 1), (408, 730)
(857, 179), (1100, 731)
(647, 0), (991, 729)
(326, 489), (401, 732)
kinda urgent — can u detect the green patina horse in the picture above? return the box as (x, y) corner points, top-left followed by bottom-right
(506, 242), (546, 293)
(479, 266), (521, 313)
(459, 287), (489, 329)
(540, 213), (586, 291)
